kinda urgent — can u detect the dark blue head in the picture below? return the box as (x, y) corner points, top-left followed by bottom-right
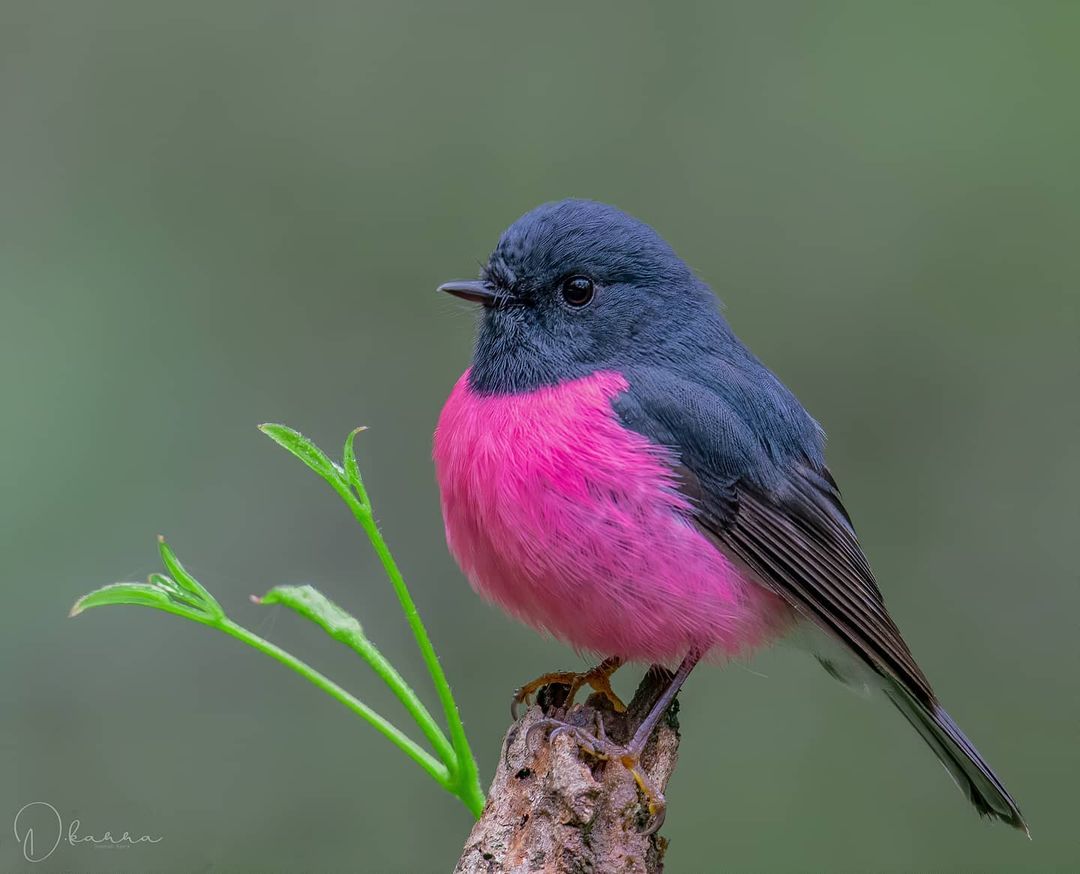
(439, 199), (731, 394)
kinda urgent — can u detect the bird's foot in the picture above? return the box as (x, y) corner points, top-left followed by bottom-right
(511, 656), (625, 720)
(526, 711), (667, 834)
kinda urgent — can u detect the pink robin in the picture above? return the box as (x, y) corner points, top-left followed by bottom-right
(432, 199), (1026, 834)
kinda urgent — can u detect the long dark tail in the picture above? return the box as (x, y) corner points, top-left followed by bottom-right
(885, 679), (1028, 835)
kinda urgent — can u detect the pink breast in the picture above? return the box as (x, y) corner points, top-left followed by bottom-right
(433, 369), (790, 663)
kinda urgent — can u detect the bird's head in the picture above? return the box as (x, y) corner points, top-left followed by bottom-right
(440, 199), (723, 394)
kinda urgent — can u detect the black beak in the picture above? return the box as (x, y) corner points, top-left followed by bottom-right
(438, 280), (499, 305)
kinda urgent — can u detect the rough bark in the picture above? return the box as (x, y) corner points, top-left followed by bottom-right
(455, 668), (681, 874)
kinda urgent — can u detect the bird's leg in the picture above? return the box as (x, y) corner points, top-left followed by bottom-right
(530, 650), (701, 832)
(511, 655), (625, 719)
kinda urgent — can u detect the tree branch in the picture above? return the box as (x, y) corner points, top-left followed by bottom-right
(456, 668), (682, 873)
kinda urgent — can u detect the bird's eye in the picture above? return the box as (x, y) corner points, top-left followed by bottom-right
(560, 275), (595, 308)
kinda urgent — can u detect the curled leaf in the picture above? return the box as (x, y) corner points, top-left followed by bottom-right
(157, 537), (223, 619)
(259, 584), (365, 642)
(343, 426), (370, 508)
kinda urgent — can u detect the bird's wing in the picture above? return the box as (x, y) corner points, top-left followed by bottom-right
(614, 367), (1026, 828)
(685, 461), (932, 700)
(613, 366), (931, 700)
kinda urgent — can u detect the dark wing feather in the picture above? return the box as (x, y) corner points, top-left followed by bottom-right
(689, 465), (933, 703)
(617, 367), (1026, 830)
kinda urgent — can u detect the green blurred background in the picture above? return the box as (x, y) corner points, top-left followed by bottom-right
(2, 2), (1077, 871)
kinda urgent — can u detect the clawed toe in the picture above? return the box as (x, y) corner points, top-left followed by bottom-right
(524, 717), (566, 754)
(512, 675), (575, 720)
(518, 652), (697, 834)
(525, 715), (604, 756)
(641, 802), (666, 835)
(524, 717), (557, 753)
(627, 761), (667, 834)
(510, 656), (625, 720)
(527, 713), (667, 833)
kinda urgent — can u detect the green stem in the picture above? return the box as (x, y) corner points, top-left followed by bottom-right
(256, 424), (487, 817)
(265, 586), (457, 771)
(340, 629), (458, 772)
(331, 476), (483, 815)
(355, 515), (484, 815)
(217, 618), (451, 789)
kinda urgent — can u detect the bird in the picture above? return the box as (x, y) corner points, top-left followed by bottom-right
(432, 198), (1026, 833)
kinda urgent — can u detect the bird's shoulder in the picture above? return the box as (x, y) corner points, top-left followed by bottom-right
(611, 359), (826, 495)
(611, 359), (860, 562)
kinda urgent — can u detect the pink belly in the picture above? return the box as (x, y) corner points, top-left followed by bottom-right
(433, 370), (790, 663)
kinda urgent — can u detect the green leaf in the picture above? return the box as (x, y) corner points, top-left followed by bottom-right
(70, 581), (211, 623)
(157, 536), (223, 619)
(259, 423), (341, 483)
(71, 541), (226, 623)
(147, 571), (184, 597)
(343, 426), (370, 508)
(259, 584), (365, 642)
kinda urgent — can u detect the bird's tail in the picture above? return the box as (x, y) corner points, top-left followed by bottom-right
(884, 679), (1028, 835)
